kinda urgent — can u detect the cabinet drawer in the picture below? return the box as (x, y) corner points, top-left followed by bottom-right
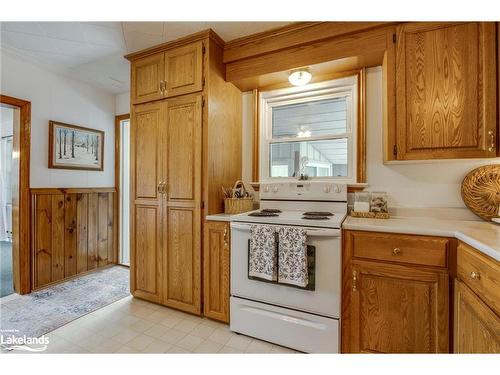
(457, 241), (500, 316)
(350, 231), (449, 268)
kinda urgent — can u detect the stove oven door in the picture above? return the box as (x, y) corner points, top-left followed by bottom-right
(230, 222), (341, 318)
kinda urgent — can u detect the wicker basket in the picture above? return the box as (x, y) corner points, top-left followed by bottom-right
(224, 180), (254, 214)
(461, 164), (500, 221)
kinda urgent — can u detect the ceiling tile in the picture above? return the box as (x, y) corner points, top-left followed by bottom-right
(0, 22), (46, 36)
(1, 30), (59, 54)
(42, 22), (86, 43)
(122, 22), (165, 36)
(162, 22), (208, 40)
(209, 22), (291, 41)
(82, 24), (125, 48)
(124, 30), (165, 53)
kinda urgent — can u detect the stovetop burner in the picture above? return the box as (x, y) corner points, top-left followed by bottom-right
(248, 211), (279, 217)
(302, 215), (331, 220)
(303, 211), (334, 216)
(261, 209), (282, 213)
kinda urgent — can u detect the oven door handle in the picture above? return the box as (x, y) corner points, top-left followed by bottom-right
(230, 222), (341, 237)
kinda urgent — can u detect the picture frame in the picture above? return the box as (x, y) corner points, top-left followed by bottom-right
(48, 120), (104, 171)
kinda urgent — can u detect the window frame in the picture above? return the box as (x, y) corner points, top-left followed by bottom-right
(259, 75), (359, 183)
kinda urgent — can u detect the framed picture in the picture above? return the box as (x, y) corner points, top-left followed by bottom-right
(48, 121), (104, 171)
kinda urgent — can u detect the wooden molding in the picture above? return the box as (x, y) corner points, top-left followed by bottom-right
(357, 68), (367, 183)
(125, 29), (224, 61)
(251, 89), (259, 183)
(224, 22), (393, 63)
(0, 94), (31, 294)
(30, 187), (116, 195)
(225, 24), (393, 85)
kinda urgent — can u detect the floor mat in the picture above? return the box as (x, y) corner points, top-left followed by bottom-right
(0, 266), (130, 339)
(0, 241), (13, 298)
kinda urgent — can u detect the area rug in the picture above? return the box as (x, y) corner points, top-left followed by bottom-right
(0, 266), (129, 339)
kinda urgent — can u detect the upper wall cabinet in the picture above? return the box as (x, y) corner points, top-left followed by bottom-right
(131, 41), (203, 105)
(388, 22), (498, 160)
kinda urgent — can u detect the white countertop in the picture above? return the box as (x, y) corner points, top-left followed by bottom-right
(205, 213), (234, 222)
(343, 216), (500, 262)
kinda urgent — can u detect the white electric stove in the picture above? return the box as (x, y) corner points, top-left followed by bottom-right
(229, 181), (347, 353)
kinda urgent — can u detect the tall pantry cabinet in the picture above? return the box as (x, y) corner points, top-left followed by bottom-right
(126, 30), (242, 314)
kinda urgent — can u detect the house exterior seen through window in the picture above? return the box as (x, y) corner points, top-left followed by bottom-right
(259, 76), (358, 183)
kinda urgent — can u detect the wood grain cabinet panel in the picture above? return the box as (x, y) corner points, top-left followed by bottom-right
(203, 221), (230, 323)
(31, 190), (117, 290)
(164, 41), (203, 98)
(454, 279), (500, 353)
(131, 53), (165, 104)
(342, 230), (450, 353)
(133, 205), (162, 302)
(393, 22), (497, 160)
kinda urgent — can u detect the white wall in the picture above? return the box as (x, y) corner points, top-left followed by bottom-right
(0, 50), (116, 188)
(241, 66), (500, 208)
(115, 92), (130, 116)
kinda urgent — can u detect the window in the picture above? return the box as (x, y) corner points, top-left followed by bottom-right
(259, 76), (358, 182)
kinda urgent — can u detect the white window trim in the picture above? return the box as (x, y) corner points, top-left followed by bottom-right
(259, 75), (358, 183)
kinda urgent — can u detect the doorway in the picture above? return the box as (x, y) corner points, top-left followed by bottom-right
(115, 114), (130, 266)
(0, 95), (31, 295)
(0, 106), (17, 297)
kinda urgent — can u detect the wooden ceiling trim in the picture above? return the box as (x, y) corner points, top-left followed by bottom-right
(223, 22), (393, 64)
(225, 25), (393, 86)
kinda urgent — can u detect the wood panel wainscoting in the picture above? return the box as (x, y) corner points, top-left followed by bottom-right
(30, 188), (117, 290)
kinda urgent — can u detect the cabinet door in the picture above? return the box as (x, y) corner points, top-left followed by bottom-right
(131, 53), (165, 104)
(130, 102), (164, 303)
(454, 279), (500, 353)
(162, 94), (203, 314)
(345, 260), (449, 353)
(164, 41), (203, 98)
(395, 22), (497, 159)
(203, 221), (230, 323)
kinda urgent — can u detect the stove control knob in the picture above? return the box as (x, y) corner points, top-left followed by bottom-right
(263, 185), (270, 193)
(272, 185), (279, 193)
(334, 185), (342, 193)
(323, 185), (331, 193)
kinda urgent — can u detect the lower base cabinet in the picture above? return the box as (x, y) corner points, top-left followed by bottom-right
(203, 221), (230, 323)
(342, 230), (450, 353)
(454, 279), (500, 353)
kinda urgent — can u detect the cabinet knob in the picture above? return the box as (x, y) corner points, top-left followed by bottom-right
(393, 247), (402, 255)
(470, 271), (481, 280)
(223, 227), (229, 247)
(352, 270), (358, 292)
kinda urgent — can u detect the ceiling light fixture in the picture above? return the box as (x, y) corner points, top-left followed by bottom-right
(288, 68), (312, 86)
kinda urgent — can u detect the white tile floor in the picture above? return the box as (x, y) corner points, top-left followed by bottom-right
(36, 296), (298, 354)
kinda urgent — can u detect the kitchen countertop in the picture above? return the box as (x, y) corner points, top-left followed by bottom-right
(205, 213), (234, 222)
(343, 216), (500, 262)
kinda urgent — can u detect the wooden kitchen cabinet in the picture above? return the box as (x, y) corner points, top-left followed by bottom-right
(130, 41), (203, 104)
(128, 31), (242, 315)
(454, 279), (500, 353)
(454, 241), (500, 353)
(203, 221), (230, 323)
(342, 230), (450, 353)
(131, 53), (165, 105)
(386, 22), (498, 160)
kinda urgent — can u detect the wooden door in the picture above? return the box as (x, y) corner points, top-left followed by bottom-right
(130, 102), (164, 303)
(203, 221), (230, 323)
(164, 42), (203, 98)
(131, 53), (165, 105)
(162, 94), (203, 314)
(345, 260), (449, 353)
(454, 279), (500, 353)
(395, 22), (497, 159)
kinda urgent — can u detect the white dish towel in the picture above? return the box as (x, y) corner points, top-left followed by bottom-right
(249, 224), (277, 281)
(278, 226), (308, 287)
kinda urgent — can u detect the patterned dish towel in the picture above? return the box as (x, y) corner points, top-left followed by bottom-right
(249, 224), (277, 281)
(278, 226), (308, 287)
